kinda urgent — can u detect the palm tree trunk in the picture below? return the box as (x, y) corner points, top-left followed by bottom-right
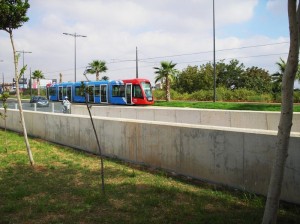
(9, 31), (34, 166)
(96, 72), (99, 81)
(166, 77), (171, 101)
(37, 78), (40, 96)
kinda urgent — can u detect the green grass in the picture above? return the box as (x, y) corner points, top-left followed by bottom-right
(154, 101), (300, 112)
(0, 129), (299, 223)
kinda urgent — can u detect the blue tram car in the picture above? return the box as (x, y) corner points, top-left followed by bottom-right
(47, 78), (154, 105)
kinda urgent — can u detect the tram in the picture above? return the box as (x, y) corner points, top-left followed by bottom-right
(47, 78), (154, 105)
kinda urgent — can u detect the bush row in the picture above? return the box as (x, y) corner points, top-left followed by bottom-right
(8, 88), (46, 97)
(153, 88), (300, 103)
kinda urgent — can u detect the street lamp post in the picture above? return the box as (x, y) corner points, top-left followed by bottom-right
(0, 60), (3, 93)
(16, 50), (32, 89)
(63, 32), (87, 82)
(136, 46), (139, 78)
(213, 0), (216, 102)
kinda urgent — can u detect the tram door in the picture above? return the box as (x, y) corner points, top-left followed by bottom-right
(100, 84), (108, 103)
(58, 86), (63, 101)
(125, 84), (132, 104)
(88, 85), (95, 103)
(66, 86), (72, 101)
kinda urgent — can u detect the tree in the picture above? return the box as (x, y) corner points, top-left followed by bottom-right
(174, 61), (273, 94)
(101, 75), (109, 81)
(86, 60), (108, 81)
(79, 82), (105, 194)
(154, 61), (178, 101)
(0, 0), (34, 165)
(0, 92), (9, 152)
(272, 57), (300, 93)
(32, 70), (45, 96)
(242, 67), (272, 93)
(271, 58), (286, 93)
(198, 63), (214, 90)
(175, 64), (213, 93)
(174, 65), (198, 93)
(216, 59), (245, 89)
(262, 1), (300, 223)
(59, 73), (62, 83)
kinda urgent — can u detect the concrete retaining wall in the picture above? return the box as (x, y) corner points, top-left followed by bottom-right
(1, 108), (300, 204)
(71, 105), (300, 133)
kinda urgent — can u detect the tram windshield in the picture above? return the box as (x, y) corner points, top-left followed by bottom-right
(141, 82), (153, 101)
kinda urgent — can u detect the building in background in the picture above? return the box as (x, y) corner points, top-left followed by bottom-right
(13, 78), (27, 89)
(31, 79), (54, 89)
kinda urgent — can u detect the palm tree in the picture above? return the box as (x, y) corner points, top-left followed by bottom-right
(272, 58), (300, 93)
(295, 62), (300, 84)
(31, 70), (44, 96)
(154, 61), (178, 101)
(101, 75), (109, 81)
(86, 60), (108, 81)
(271, 58), (286, 93)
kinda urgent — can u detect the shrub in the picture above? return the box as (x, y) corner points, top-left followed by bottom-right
(273, 93), (282, 103)
(294, 91), (300, 103)
(153, 89), (190, 101)
(170, 89), (181, 100)
(247, 94), (273, 102)
(154, 87), (300, 103)
(153, 89), (165, 101)
(189, 90), (213, 101)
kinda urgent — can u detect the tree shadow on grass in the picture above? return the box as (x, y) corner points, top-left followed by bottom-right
(0, 162), (299, 224)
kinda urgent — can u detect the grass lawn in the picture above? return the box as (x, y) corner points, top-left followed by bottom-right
(0, 129), (299, 224)
(153, 101), (300, 112)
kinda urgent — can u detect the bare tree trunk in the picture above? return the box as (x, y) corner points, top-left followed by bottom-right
(85, 93), (105, 194)
(262, 1), (299, 223)
(9, 31), (34, 166)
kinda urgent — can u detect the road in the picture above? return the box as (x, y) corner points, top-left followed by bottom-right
(5, 99), (64, 113)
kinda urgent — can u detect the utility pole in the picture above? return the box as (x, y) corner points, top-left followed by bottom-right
(136, 46), (139, 78)
(213, 0), (216, 102)
(63, 32), (87, 82)
(30, 68), (32, 97)
(16, 50), (32, 89)
(2, 73), (4, 93)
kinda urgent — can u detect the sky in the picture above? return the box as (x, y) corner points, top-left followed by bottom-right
(1, 0), (298, 87)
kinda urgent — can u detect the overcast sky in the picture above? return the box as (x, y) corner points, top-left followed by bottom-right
(1, 0), (295, 86)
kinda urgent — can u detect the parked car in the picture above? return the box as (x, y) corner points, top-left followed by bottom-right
(30, 96), (49, 107)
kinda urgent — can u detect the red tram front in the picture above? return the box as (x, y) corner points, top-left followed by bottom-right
(122, 78), (154, 105)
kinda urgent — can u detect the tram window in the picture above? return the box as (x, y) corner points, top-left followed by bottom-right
(63, 88), (67, 96)
(75, 86), (84, 96)
(101, 86), (107, 96)
(112, 85), (125, 97)
(133, 85), (143, 98)
(49, 87), (56, 96)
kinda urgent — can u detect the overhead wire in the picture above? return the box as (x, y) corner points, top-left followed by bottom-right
(42, 41), (289, 77)
(138, 41), (289, 61)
